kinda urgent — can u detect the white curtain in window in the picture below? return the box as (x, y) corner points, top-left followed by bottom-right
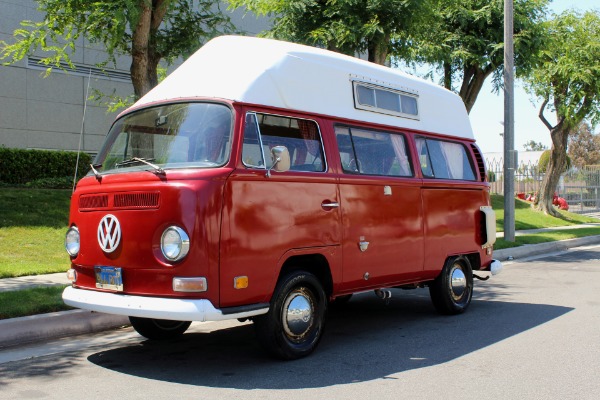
(297, 120), (320, 157)
(440, 141), (464, 179)
(390, 135), (411, 176)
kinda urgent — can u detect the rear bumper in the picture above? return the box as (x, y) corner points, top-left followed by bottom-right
(62, 286), (268, 322)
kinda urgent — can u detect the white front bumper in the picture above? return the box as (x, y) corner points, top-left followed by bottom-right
(62, 286), (268, 322)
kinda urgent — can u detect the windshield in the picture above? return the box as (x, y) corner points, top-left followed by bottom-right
(94, 102), (232, 174)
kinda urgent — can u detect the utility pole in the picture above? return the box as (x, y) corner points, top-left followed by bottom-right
(503, 0), (515, 242)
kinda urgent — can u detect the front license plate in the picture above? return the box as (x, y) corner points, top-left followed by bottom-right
(95, 266), (123, 291)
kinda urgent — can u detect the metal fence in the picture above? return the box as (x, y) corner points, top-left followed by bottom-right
(486, 159), (600, 215)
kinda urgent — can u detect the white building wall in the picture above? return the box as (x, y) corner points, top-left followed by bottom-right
(0, 0), (269, 153)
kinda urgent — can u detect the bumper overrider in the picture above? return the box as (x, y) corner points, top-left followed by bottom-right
(62, 286), (269, 322)
(485, 259), (503, 275)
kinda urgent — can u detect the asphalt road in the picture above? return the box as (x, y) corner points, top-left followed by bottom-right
(1, 245), (599, 400)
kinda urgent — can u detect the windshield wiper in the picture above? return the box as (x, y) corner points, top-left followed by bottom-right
(90, 163), (102, 181)
(115, 157), (164, 174)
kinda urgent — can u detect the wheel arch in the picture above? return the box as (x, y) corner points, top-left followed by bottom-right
(276, 252), (333, 299)
(433, 252), (479, 280)
(464, 252), (481, 271)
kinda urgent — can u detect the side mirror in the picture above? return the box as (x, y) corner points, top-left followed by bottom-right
(266, 146), (290, 177)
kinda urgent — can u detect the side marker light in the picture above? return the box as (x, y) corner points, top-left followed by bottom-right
(234, 276), (249, 289)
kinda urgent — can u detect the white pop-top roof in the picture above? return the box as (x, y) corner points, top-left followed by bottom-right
(136, 35), (474, 139)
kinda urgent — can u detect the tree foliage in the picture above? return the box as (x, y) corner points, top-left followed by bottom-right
(228, 0), (430, 65)
(525, 10), (600, 216)
(568, 122), (600, 169)
(404, 0), (549, 113)
(523, 140), (546, 151)
(0, 0), (234, 100)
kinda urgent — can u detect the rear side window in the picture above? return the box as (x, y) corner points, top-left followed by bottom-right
(242, 113), (325, 172)
(336, 126), (412, 177)
(415, 137), (476, 181)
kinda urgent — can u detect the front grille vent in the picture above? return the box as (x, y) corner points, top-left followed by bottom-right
(78, 192), (160, 211)
(79, 195), (109, 210)
(114, 192), (160, 209)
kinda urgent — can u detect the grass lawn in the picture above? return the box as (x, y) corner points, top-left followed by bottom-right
(494, 227), (600, 249)
(0, 188), (72, 278)
(491, 194), (599, 231)
(0, 286), (73, 320)
(0, 188), (71, 228)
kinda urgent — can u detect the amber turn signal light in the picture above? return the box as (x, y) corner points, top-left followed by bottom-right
(234, 276), (248, 289)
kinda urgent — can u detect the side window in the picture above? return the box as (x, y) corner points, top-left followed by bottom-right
(242, 113), (325, 172)
(415, 137), (475, 181)
(336, 125), (412, 177)
(415, 138), (433, 177)
(242, 113), (265, 168)
(353, 81), (419, 120)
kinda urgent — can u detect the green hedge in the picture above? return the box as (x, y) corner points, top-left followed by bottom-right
(0, 148), (91, 186)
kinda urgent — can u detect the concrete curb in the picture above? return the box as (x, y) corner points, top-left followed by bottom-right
(0, 309), (129, 348)
(493, 234), (600, 261)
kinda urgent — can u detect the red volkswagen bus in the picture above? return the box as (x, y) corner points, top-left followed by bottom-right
(63, 36), (501, 359)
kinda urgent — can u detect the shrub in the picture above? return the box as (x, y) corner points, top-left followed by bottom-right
(538, 149), (571, 173)
(0, 148), (91, 185)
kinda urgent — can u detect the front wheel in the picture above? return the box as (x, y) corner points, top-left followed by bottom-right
(129, 317), (191, 340)
(254, 271), (327, 360)
(429, 256), (473, 315)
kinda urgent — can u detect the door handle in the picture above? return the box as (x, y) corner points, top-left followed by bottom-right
(321, 201), (340, 209)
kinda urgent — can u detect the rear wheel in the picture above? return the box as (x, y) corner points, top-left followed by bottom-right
(429, 256), (473, 315)
(129, 317), (191, 340)
(254, 271), (327, 360)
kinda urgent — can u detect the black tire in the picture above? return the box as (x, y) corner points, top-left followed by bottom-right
(429, 256), (473, 315)
(254, 271), (327, 360)
(129, 317), (191, 340)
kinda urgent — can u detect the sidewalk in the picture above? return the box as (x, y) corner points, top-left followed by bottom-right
(0, 272), (70, 292)
(2, 225), (600, 349)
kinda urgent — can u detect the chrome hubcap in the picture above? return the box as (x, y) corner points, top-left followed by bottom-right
(450, 265), (467, 300)
(282, 289), (314, 341)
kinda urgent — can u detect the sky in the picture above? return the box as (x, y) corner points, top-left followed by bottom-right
(468, 0), (600, 154)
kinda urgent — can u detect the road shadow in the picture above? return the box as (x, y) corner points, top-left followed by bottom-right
(84, 288), (573, 390)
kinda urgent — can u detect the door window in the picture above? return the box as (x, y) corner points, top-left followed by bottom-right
(242, 113), (326, 172)
(336, 126), (412, 177)
(415, 137), (476, 180)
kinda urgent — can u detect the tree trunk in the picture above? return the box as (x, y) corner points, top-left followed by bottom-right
(130, 0), (168, 99)
(443, 61), (452, 90)
(367, 34), (390, 66)
(458, 66), (490, 114)
(535, 124), (570, 216)
(130, 1), (152, 99)
(129, 0), (169, 157)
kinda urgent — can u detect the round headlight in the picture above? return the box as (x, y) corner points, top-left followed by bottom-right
(65, 226), (80, 256)
(161, 226), (190, 262)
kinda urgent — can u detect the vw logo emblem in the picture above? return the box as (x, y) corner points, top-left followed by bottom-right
(98, 214), (121, 253)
